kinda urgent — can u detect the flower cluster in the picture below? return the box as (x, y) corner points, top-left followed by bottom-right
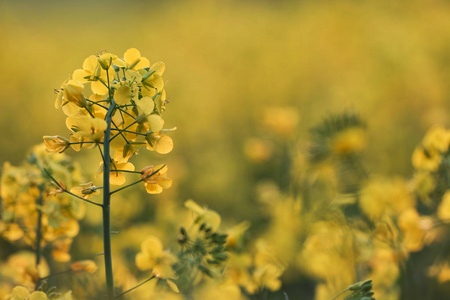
(44, 48), (175, 193)
(0, 145), (84, 263)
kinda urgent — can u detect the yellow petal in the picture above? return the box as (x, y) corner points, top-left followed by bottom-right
(136, 252), (154, 271)
(148, 115), (164, 132)
(141, 236), (163, 256)
(151, 62), (165, 76)
(114, 85), (132, 105)
(136, 97), (155, 115)
(10, 286), (30, 298)
(72, 69), (90, 82)
(30, 291), (49, 300)
(52, 249), (71, 262)
(83, 55), (98, 72)
(91, 80), (108, 95)
(155, 135), (173, 154)
(124, 48), (141, 66)
(110, 172), (126, 186)
(157, 178), (172, 189)
(135, 56), (150, 70)
(145, 183), (163, 194)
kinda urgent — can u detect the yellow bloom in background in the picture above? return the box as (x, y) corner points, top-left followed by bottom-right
(7, 286), (48, 300)
(243, 138), (273, 162)
(422, 126), (450, 153)
(135, 235), (177, 279)
(194, 280), (243, 300)
(51, 238), (72, 262)
(0, 251), (49, 290)
(359, 177), (414, 219)
(398, 208), (426, 252)
(70, 260), (98, 273)
(262, 106), (299, 136)
(43, 136), (70, 153)
(331, 127), (367, 155)
(412, 146), (441, 171)
(184, 199), (221, 232)
(437, 190), (450, 220)
(141, 164), (172, 194)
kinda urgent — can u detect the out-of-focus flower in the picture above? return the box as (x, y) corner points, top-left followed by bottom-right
(412, 146), (441, 171)
(7, 286), (48, 300)
(437, 190), (450, 220)
(244, 138), (273, 162)
(422, 126), (450, 153)
(51, 238), (72, 262)
(70, 260), (98, 273)
(262, 106), (299, 136)
(141, 165), (172, 194)
(398, 208), (426, 252)
(135, 236), (177, 279)
(331, 127), (367, 155)
(359, 177), (414, 219)
(185, 199), (221, 232)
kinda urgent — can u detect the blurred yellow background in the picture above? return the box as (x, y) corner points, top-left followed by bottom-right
(2, 0), (450, 226)
(2, 0), (450, 299)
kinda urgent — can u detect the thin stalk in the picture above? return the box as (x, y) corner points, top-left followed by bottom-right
(103, 69), (115, 300)
(110, 128), (146, 136)
(43, 168), (103, 207)
(109, 120), (138, 142)
(34, 185), (44, 289)
(114, 276), (155, 298)
(110, 165), (165, 195)
(109, 169), (143, 174)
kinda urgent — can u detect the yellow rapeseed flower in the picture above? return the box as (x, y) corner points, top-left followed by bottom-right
(184, 199), (221, 232)
(437, 190), (450, 220)
(412, 146), (441, 171)
(43, 136), (70, 153)
(135, 235), (177, 279)
(72, 55), (112, 95)
(331, 127), (367, 155)
(141, 164), (172, 194)
(123, 48), (150, 70)
(70, 116), (107, 143)
(398, 208), (426, 252)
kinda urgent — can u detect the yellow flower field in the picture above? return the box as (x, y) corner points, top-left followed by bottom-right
(1, 0), (450, 299)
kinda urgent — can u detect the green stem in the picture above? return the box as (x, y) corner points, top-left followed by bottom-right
(114, 276), (155, 298)
(109, 169), (143, 174)
(103, 69), (115, 300)
(34, 185), (44, 289)
(109, 120), (138, 142)
(331, 288), (349, 300)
